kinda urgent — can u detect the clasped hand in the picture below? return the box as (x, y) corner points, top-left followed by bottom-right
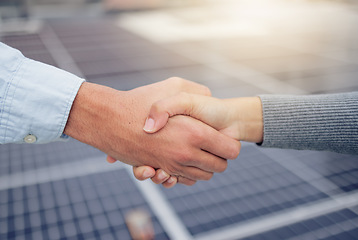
(124, 83), (263, 187)
(88, 78), (242, 186)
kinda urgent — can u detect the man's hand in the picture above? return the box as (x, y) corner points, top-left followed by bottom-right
(64, 78), (240, 182)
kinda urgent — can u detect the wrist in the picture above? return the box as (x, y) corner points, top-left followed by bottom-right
(63, 82), (154, 167)
(226, 97), (263, 143)
(63, 82), (123, 148)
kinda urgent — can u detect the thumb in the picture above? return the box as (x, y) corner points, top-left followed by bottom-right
(106, 155), (117, 163)
(143, 92), (196, 133)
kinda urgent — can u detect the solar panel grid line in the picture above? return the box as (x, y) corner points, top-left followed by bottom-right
(242, 212), (358, 240)
(58, 39), (161, 58)
(38, 23), (84, 77)
(1, 169), (168, 240)
(160, 44), (307, 95)
(48, 21), (117, 38)
(0, 156), (124, 191)
(158, 145), (337, 228)
(261, 148), (358, 216)
(194, 191), (358, 240)
(58, 34), (139, 49)
(163, 160), (281, 205)
(0, 35), (48, 55)
(124, 165), (194, 240)
(67, 42), (173, 63)
(265, 150), (343, 185)
(281, 212), (358, 240)
(47, 22), (204, 80)
(0, 140), (104, 176)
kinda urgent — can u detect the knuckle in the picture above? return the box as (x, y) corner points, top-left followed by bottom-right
(202, 85), (211, 96)
(179, 92), (194, 114)
(166, 164), (180, 176)
(151, 101), (161, 113)
(168, 76), (184, 86)
(181, 155), (192, 165)
(191, 129), (205, 144)
(177, 150), (193, 165)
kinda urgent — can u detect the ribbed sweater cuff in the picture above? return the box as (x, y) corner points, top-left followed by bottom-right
(258, 92), (358, 155)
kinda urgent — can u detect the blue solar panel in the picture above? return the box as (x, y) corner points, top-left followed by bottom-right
(1, 17), (358, 240)
(0, 169), (169, 240)
(243, 209), (358, 240)
(297, 151), (358, 193)
(161, 145), (332, 235)
(0, 139), (102, 175)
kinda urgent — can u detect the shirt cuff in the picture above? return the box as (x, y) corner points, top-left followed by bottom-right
(2, 55), (85, 144)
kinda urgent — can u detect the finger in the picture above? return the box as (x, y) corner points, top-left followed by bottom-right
(177, 176), (197, 186)
(132, 166), (156, 181)
(151, 169), (170, 184)
(176, 166), (214, 181)
(106, 155), (117, 163)
(143, 93), (197, 133)
(162, 176), (178, 188)
(187, 149), (229, 173)
(199, 126), (241, 160)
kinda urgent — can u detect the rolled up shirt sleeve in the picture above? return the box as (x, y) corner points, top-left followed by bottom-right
(0, 42), (85, 144)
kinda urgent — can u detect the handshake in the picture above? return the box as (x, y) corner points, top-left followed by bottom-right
(64, 77), (264, 188)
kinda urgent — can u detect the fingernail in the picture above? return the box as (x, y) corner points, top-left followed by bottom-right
(143, 118), (155, 132)
(158, 170), (169, 180)
(167, 177), (175, 184)
(143, 169), (153, 178)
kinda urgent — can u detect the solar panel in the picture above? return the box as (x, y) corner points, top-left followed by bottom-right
(1, 17), (357, 240)
(160, 145), (356, 237)
(243, 210), (358, 240)
(0, 168), (169, 240)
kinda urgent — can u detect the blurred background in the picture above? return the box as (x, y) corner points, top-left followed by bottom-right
(1, 0), (358, 239)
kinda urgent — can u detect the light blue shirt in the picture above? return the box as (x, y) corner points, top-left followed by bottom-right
(0, 42), (85, 144)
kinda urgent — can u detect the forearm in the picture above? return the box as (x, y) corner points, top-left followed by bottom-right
(64, 82), (121, 149)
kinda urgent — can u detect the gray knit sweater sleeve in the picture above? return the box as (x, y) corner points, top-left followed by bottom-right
(258, 92), (358, 155)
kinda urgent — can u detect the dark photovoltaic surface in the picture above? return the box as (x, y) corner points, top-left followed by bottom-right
(161, 146), (358, 239)
(162, 146), (330, 235)
(1, 8), (358, 240)
(243, 210), (358, 240)
(0, 139), (102, 176)
(0, 169), (169, 240)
